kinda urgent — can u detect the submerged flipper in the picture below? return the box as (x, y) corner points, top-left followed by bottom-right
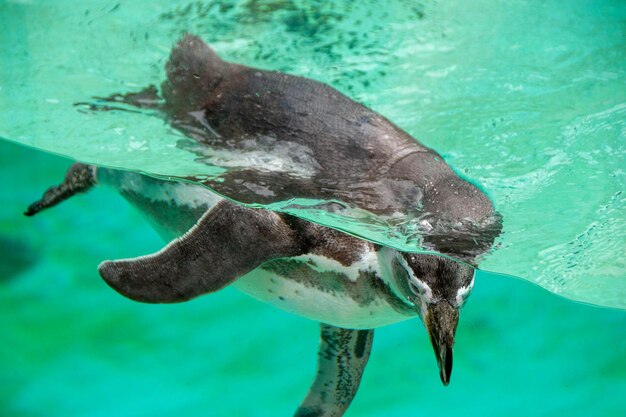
(99, 200), (305, 303)
(73, 85), (163, 114)
(25, 163), (96, 216)
(94, 85), (163, 109)
(296, 324), (374, 417)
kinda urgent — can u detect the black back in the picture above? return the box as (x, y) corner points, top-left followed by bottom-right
(160, 35), (501, 262)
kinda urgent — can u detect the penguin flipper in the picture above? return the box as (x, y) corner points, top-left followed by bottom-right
(25, 163), (96, 216)
(98, 201), (303, 303)
(93, 85), (164, 110)
(295, 324), (374, 417)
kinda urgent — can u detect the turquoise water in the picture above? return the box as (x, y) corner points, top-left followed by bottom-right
(1, 0), (625, 416)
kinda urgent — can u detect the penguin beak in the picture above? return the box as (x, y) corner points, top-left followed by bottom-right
(425, 302), (459, 386)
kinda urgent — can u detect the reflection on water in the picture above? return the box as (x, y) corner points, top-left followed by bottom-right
(1, 0), (623, 307)
(0, 1), (625, 416)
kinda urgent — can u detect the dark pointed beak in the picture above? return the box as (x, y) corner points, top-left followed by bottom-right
(425, 302), (459, 386)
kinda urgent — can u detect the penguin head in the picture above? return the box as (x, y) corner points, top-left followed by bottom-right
(392, 252), (475, 386)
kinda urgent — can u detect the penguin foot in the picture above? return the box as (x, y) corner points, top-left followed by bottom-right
(295, 324), (374, 417)
(25, 163), (96, 216)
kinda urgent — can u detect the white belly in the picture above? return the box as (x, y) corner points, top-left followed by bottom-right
(234, 262), (414, 329)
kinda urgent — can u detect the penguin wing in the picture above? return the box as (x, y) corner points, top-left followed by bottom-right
(295, 324), (374, 416)
(98, 200), (304, 303)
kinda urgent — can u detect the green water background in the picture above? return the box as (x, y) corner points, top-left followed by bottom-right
(1, 0), (625, 415)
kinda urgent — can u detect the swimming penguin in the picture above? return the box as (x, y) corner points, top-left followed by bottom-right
(25, 35), (501, 417)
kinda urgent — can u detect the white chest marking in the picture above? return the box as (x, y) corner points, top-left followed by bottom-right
(396, 253), (433, 320)
(233, 267), (413, 329)
(295, 250), (381, 282)
(185, 135), (322, 179)
(99, 169), (224, 210)
(455, 280), (474, 307)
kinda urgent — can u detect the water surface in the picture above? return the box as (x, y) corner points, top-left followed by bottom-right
(1, 0), (624, 307)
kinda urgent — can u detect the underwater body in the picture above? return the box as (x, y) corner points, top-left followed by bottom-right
(1, 0), (621, 414)
(20, 33), (499, 416)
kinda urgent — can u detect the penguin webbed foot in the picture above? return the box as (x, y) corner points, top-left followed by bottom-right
(94, 85), (163, 109)
(25, 163), (96, 216)
(295, 324), (374, 417)
(74, 85), (164, 113)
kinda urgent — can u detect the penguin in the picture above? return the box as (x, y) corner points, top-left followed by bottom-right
(25, 35), (502, 417)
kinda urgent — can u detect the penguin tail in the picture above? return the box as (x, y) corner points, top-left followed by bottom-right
(24, 163), (97, 216)
(161, 34), (227, 113)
